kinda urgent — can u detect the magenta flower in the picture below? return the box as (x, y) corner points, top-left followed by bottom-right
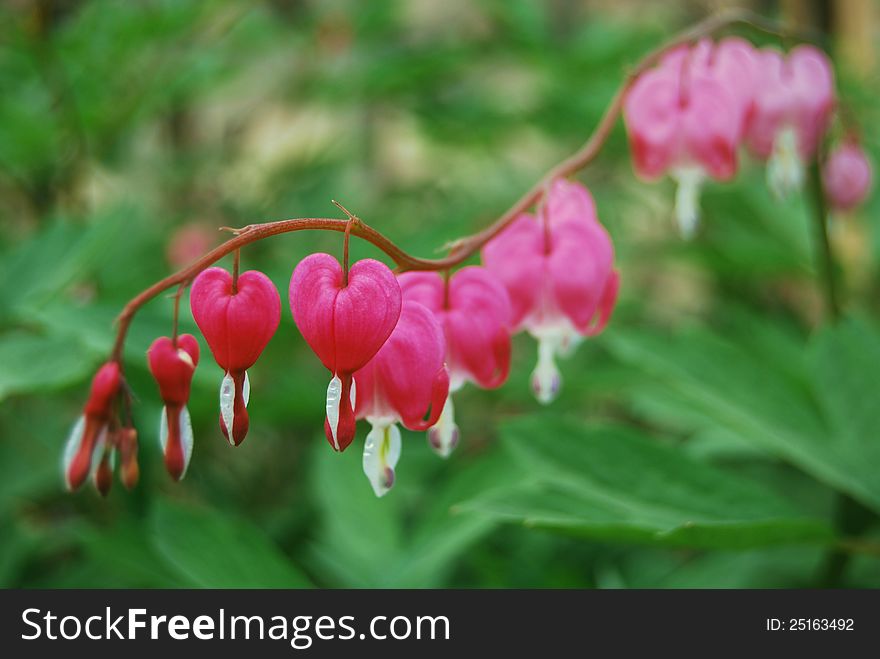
(624, 38), (753, 237)
(745, 45), (835, 198)
(482, 179), (618, 404)
(354, 301), (450, 496)
(147, 334), (200, 481)
(823, 141), (872, 212)
(290, 253), (402, 452)
(190, 267), (280, 446)
(398, 266), (511, 456)
(62, 361), (122, 491)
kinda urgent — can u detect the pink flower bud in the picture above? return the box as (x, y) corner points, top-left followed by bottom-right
(398, 266), (511, 457)
(289, 253), (402, 452)
(190, 267), (280, 446)
(745, 45), (835, 198)
(483, 179), (618, 404)
(354, 301), (450, 496)
(117, 427), (139, 490)
(625, 39), (751, 236)
(147, 334), (200, 480)
(62, 361), (122, 491)
(823, 141), (872, 212)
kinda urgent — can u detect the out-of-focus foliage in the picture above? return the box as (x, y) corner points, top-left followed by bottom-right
(0, 0), (878, 588)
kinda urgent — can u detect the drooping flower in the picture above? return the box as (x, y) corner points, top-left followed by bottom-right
(116, 426), (139, 490)
(354, 301), (450, 496)
(290, 253), (402, 452)
(398, 266), (511, 457)
(482, 179), (618, 404)
(624, 38), (754, 237)
(823, 140), (872, 212)
(745, 45), (835, 198)
(190, 267), (280, 446)
(147, 334), (200, 480)
(62, 361), (122, 491)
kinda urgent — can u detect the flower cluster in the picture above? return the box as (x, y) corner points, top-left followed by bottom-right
(62, 180), (616, 497)
(61, 27), (874, 500)
(624, 37), (870, 236)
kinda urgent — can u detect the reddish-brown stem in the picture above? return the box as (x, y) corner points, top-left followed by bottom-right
(231, 248), (240, 294)
(170, 284), (185, 346)
(108, 9), (804, 364)
(343, 219), (353, 286)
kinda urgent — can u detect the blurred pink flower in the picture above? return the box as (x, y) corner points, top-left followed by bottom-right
(745, 45), (835, 198)
(823, 141), (872, 212)
(483, 179), (618, 404)
(398, 266), (511, 456)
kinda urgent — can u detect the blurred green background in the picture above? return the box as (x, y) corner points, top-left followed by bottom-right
(1, 0), (879, 588)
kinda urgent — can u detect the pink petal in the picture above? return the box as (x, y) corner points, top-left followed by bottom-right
(354, 301), (449, 430)
(290, 254), (401, 375)
(190, 267), (280, 372)
(481, 213), (544, 329)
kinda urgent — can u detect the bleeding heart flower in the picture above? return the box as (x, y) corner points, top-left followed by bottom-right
(624, 38), (751, 237)
(482, 179), (618, 404)
(354, 301), (450, 496)
(62, 361), (122, 492)
(147, 334), (200, 480)
(745, 45), (835, 198)
(116, 426), (139, 490)
(290, 253), (402, 452)
(190, 267), (280, 446)
(398, 266), (511, 457)
(823, 140), (872, 212)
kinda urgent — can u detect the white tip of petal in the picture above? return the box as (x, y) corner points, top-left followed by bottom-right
(531, 336), (562, 405)
(179, 406), (194, 479)
(363, 422), (401, 497)
(428, 393), (459, 458)
(61, 415), (87, 488)
(767, 126), (805, 200)
(672, 168), (703, 240)
(177, 349), (194, 368)
(159, 407), (168, 452)
(325, 374), (343, 451)
(219, 372), (236, 446)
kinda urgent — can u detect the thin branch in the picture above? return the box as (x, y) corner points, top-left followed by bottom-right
(108, 8), (809, 363)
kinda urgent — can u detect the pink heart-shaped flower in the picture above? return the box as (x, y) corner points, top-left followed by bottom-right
(190, 267), (280, 446)
(290, 253), (401, 451)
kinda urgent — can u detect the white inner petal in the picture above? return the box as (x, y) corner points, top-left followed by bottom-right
(363, 421), (401, 498)
(178, 405), (194, 479)
(349, 376), (357, 411)
(428, 393), (459, 459)
(159, 406), (169, 452)
(61, 415), (86, 488)
(531, 334), (563, 405)
(242, 370), (250, 407)
(671, 166), (704, 240)
(767, 126), (804, 199)
(219, 372), (235, 445)
(325, 374), (343, 451)
(89, 427), (108, 479)
(177, 349), (194, 368)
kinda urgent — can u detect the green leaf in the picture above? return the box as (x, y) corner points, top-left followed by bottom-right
(306, 431), (511, 587)
(607, 319), (880, 514)
(458, 417), (833, 549)
(151, 499), (311, 588)
(0, 330), (99, 401)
